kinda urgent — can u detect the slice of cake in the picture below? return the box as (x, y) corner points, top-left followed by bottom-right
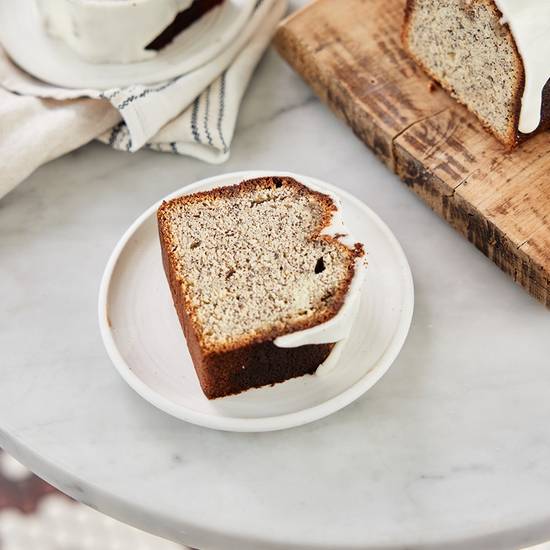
(402, 0), (550, 147)
(157, 176), (365, 399)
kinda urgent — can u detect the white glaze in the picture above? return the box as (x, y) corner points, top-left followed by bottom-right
(36, 0), (193, 63)
(494, 0), (550, 134)
(274, 186), (365, 349)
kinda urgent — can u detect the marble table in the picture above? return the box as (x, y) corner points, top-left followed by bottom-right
(2, 3), (550, 547)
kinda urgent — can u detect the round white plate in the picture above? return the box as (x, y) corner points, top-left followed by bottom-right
(0, 0), (256, 89)
(98, 171), (414, 432)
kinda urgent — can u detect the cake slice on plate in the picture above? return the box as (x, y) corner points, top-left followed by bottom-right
(157, 176), (365, 399)
(403, 0), (550, 147)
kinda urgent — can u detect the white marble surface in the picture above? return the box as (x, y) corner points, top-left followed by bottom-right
(2, 3), (550, 548)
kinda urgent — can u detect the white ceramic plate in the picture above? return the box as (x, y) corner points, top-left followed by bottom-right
(98, 171), (414, 432)
(0, 0), (256, 89)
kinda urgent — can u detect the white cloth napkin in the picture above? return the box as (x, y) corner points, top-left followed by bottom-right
(0, 0), (286, 199)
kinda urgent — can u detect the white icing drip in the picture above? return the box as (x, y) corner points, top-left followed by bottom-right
(274, 186), (365, 350)
(315, 338), (346, 377)
(493, 0), (550, 134)
(36, 0), (193, 64)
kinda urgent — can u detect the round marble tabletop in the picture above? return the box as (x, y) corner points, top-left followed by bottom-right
(2, 4), (550, 548)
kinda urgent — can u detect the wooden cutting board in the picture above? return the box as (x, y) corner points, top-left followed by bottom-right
(274, 0), (550, 307)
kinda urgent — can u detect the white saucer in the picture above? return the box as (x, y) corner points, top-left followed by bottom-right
(98, 171), (414, 432)
(0, 0), (256, 89)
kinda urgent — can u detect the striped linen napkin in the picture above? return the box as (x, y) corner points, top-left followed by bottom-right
(0, 0), (286, 199)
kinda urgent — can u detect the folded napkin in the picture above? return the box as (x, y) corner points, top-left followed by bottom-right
(0, 0), (286, 200)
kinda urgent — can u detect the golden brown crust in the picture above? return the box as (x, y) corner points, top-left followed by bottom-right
(199, 342), (335, 399)
(402, 0), (550, 149)
(157, 175), (363, 399)
(158, 219), (205, 377)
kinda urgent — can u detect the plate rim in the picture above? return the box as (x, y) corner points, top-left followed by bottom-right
(98, 170), (415, 432)
(0, 0), (256, 89)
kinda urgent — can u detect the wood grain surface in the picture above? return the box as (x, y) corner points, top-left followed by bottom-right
(274, 0), (550, 306)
